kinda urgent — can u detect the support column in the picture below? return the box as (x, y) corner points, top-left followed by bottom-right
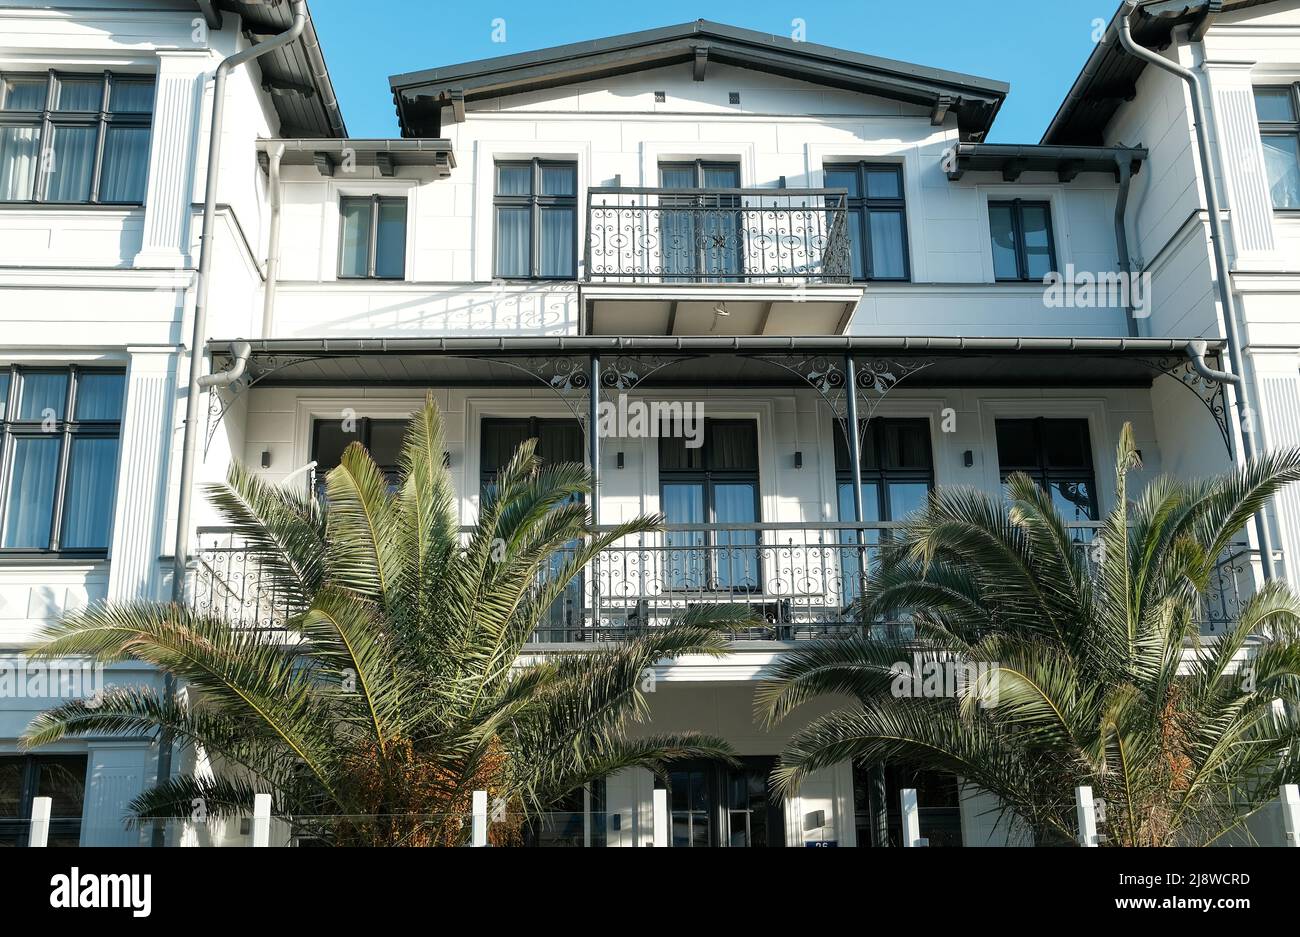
(107, 348), (180, 604)
(589, 353), (602, 632)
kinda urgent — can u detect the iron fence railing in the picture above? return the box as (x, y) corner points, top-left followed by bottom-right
(584, 187), (853, 284)
(191, 522), (1262, 643)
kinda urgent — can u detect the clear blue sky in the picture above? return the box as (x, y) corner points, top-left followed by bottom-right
(310, 0), (1117, 143)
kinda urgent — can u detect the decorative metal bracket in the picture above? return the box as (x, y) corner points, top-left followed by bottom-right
(1131, 353), (1232, 455)
(756, 353), (935, 451)
(475, 354), (593, 429)
(203, 353), (340, 456)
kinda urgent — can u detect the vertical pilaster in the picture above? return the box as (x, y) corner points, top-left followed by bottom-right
(1203, 60), (1281, 271)
(106, 348), (179, 604)
(134, 52), (209, 269)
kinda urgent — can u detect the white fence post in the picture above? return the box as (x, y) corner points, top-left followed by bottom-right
(471, 790), (488, 847)
(900, 788), (924, 846)
(1075, 785), (1099, 847)
(251, 792), (272, 847)
(28, 796), (51, 847)
(1282, 784), (1300, 847)
(652, 788), (668, 847)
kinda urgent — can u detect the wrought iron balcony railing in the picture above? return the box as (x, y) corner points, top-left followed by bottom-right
(191, 522), (1261, 644)
(584, 187), (853, 285)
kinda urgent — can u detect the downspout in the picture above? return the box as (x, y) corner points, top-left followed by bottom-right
(157, 2), (308, 819)
(262, 143), (286, 336)
(1118, 0), (1277, 581)
(1114, 158), (1139, 337)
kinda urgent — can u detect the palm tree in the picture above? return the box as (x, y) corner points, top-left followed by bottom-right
(23, 395), (750, 845)
(759, 423), (1300, 846)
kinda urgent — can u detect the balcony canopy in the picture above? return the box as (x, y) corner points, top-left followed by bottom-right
(209, 334), (1224, 391)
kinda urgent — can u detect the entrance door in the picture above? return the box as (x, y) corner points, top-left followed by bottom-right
(661, 757), (784, 847)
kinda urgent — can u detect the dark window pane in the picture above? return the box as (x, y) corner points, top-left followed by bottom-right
(495, 164), (531, 196)
(1042, 419), (1092, 469)
(18, 372), (67, 420)
(539, 206), (575, 277)
(60, 437), (119, 549)
(312, 420), (364, 474)
(74, 372), (125, 421)
(868, 210), (906, 279)
(0, 372), (8, 420)
(35, 755), (86, 847)
(3, 437), (60, 548)
(823, 167), (859, 197)
(1254, 88), (1297, 123)
(659, 434), (702, 471)
(339, 199), (371, 277)
(707, 421), (758, 471)
(109, 80), (154, 113)
(540, 164), (575, 196)
(1262, 135), (1300, 210)
(495, 206), (530, 277)
(866, 168), (901, 199)
(882, 420), (932, 470)
(99, 126), (150, 203)
(1020, 204), (1054, 279)
(480, 419), (532, 477)
(55, 79), (102, 112)
(364, 420), (408, 470)
(1, 77), (46, 110)
(989, 202), (1019, 279)
(46, 125), (97, 202)
(995, 420), (1038, 469)
(374, 200), (407, 278)
(0, 126), (41, 201)
(536, 421), (582, 463)
(0, 759), (21, 817)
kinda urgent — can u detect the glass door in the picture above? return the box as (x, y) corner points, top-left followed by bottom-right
(662, 758), (784, 847)
(658, 161), (742, 281)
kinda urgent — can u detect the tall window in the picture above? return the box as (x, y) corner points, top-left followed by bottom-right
(339, 196), (407, 279)
(1254, 86), (1300, 210)
(0, 72), (154, 205)
(659, 420), (760, 591)
(493, 159), (577, 279)
(0, 367), (123, 555)
(0, 754), (87, 847)
(481, 418), (584, 641)
(823, 162), (909, 280)
(995, 418), (1098, 522)
(835, 419), (934, 609)
(658, 160), (743, 281)
(988, 199), (1056, 281)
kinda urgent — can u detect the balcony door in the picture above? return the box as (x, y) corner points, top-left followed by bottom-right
(659, 161), (742, 281)
(659, 757), (785, 847)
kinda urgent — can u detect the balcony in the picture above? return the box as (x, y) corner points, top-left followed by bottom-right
(581, 187), (863, 336)
(191, 522), (1259, 644)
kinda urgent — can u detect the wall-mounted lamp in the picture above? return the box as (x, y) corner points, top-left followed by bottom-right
(963, 450), (974, 468)
(803, 809), (826, 832)
(794, 451), (803, 469)
(261, 450), (272, 469)
(617, 451), (625, 470)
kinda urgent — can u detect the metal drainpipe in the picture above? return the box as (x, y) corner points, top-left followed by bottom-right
(1114, 158), (1139, 337)
(155, 2), (308, 832)
(1118, 1), (1277, 581)
(261, 143), (286, 337)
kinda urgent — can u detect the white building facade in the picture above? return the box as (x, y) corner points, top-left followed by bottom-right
(0, 0), (1296, 847)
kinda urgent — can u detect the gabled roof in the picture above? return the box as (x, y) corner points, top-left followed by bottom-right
(205, 1), (346, 137)
(389, 20), (1008, 140)
(1043, 0), (1272, 145)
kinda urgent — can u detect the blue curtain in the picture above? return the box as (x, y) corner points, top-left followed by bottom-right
(374, 200), (407, 278)
(495, 206), (530, 277)
(74, 372), (124, 421)
(0, 127), (40, 201)
(3, 437), (60, 548)
(540, 207), (574, 277)
(99, 126), (149, 203)
(46, 126), (97, 202)
(18, 372), (67, 420)
(60, 437), (119, 549)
